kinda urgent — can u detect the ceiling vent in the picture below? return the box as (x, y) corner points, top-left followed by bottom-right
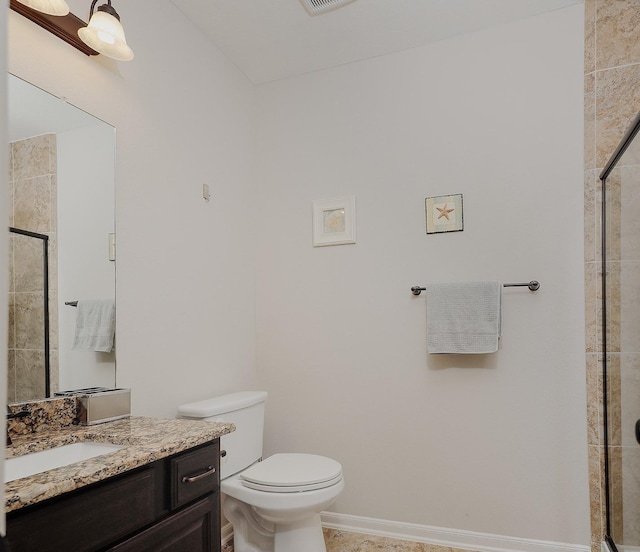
(299, 0), (357, 16)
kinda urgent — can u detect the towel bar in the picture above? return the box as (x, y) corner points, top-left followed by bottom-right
(411, 281), (540, 296)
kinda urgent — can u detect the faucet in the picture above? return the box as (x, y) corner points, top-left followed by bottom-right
(6, 406), (30, 446)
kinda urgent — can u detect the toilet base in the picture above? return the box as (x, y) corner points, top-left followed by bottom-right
(224, 496), (328, 552)
(274, 514), (326, 552)
(224, 496), (274, 552)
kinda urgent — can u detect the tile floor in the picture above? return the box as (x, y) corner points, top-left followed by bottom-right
(223, 529), (480, 552)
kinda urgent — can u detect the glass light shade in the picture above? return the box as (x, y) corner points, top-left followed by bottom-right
(78, 11), (134, 61)
(15, 0), (70, 16)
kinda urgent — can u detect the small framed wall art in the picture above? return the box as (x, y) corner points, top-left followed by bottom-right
(313, 195), (356, 247)
(425, 193), (463, 234)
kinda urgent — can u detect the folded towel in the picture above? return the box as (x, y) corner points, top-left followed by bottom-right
(426, 282), (502, 354)
(72, 299), (116, 353)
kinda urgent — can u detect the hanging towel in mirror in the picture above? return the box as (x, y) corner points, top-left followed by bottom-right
(426, 281), (502, 354)
(72, 299), (115, 353)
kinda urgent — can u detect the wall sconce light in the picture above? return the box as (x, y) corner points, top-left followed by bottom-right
(9, 0), (133, 61)
(78, 0), (134, 61)
(14, 0), (69, 16)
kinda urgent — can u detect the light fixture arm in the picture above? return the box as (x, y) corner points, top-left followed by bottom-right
(9, 0), (96, 55)
(89, 0), (120, 22)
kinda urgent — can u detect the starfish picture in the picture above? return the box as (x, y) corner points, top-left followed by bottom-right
(426, 194), (463, 234)
(436, 203), (454, 220)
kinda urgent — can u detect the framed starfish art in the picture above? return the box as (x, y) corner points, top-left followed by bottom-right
(425, 193), (463, 234)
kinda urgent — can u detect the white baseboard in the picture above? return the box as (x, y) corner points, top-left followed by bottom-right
(321, 512), (590, 552)
(221, 522), (234, 545)
(606, 544), (640, 552)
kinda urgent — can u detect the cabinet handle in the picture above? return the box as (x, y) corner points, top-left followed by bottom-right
(181, 465), (216, 484)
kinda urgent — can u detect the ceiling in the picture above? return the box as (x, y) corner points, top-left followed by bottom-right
(169, 0), (583, 84)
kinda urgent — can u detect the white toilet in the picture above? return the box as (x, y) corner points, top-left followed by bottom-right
(178, 391), (344, 552)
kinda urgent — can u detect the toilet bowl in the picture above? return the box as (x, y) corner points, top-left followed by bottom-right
(178, 392), (344, 552)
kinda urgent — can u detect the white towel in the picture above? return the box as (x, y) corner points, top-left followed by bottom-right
(426, 282), (502, 354)
(72, 299), (116, 353)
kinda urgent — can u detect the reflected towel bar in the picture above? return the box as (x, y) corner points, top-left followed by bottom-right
(65, 301), (78, 307)
(411, 281), (540, 296)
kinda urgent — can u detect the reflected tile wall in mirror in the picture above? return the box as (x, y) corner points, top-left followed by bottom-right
(8, 134), (59, 402)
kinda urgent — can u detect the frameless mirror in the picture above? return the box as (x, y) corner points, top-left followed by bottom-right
(7, 73), (116, 403)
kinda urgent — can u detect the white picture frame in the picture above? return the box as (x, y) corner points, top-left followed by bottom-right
(425, 193), (464, 234)
(312, 195), (357, 247)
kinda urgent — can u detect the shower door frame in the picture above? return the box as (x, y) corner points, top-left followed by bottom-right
(8, 226), (51, 398)
(599, 108), (640, 552)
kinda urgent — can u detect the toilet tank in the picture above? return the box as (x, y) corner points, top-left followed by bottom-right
(178, 391), (267, 479)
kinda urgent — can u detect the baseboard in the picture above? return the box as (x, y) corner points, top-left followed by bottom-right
(607, 545), (640, 552)
(221, 522), (234, 545)
(321, 512), (590, 552)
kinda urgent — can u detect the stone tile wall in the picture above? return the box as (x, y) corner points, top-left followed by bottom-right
(584, 1), (640, 550)
(8, 134), (59, 402)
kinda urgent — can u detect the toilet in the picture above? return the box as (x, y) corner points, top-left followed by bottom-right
(178, 391), (344, 552)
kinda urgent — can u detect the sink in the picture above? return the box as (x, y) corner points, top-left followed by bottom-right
(5, 442), (124, 483)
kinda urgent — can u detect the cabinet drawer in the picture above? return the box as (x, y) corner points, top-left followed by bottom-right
(171, 442), (219, 510)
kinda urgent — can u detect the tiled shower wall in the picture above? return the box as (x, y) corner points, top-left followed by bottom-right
(584, 1), (640, 550)
(7, 134), (59, 402)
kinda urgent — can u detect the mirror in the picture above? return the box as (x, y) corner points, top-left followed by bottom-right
(7, 73), (116, 403)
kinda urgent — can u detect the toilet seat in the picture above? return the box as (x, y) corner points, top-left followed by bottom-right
(240, 453), (343, 493)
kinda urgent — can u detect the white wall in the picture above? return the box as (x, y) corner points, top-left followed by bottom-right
(7, 1), (590, 546)
(8, 1), (258, 417)
(255, 5), (589, 546)
(57, 123), (116, 390)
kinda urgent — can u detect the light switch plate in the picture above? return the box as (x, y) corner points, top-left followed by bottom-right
(108, 233), (115, 261)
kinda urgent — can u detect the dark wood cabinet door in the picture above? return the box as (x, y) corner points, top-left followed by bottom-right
(7, 466), (159, 552)
(107, 493), (220, 552)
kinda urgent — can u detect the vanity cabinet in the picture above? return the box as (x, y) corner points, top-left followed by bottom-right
(6, 440), (221, 552)
(107, 494), (218, 551)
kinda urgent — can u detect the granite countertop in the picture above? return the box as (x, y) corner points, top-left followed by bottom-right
(5, 416), (235, 513)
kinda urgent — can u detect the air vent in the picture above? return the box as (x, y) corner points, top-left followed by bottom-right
(299, 0), (357, 15)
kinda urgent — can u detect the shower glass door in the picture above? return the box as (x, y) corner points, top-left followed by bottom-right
(7, 227), (50, 401)
(601, 111), (640, 552)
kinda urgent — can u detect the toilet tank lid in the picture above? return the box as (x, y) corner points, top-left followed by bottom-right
(178, 391), (268, 418)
